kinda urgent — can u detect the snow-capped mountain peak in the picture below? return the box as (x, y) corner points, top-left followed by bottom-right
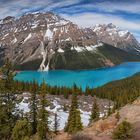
(93, 23), (140, 53)
(0, 12), (139, 71)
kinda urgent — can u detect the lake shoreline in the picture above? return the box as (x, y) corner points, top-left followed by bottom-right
(14, 62), (140, 90)
(15, 61), (140, 73)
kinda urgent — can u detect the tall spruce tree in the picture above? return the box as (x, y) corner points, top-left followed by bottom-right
(0, 59), (19, 139)
(12, 119), (31, 140)
(37, 80), (49, 140)
(53, 112), (60, 134)
(107, 101), (112, 117)
(64, 87), (83, 134)
(29, 80), (38, 135)
(115, 111), (120, 122)
(89, 97), (99, 124)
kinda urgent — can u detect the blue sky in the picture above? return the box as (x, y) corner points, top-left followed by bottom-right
(0, 0), (140, 42)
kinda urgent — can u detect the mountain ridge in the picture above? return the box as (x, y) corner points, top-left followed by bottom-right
(0, 12), (140, 70)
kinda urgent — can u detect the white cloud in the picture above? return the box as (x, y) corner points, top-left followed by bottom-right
(61, 12), (140, 41)
(93, 1), (140, 14)
(43, 0), (80, 11)
(61, 13), (140, 31)
(61, 1), (140, 15)
(0, 0), (140, 41)
(0, 0), (80, 19)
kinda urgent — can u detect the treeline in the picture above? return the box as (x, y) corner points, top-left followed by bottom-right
(13, 80), (82, 97)
(93, 73), (140, 108)
(13, 71), (140, 109)
(0, 59), (101, 140)
(1, 59), (140, 139)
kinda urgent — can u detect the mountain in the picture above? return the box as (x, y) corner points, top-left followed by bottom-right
(0, 12), (140, 70)
(93, 23), (140, 54)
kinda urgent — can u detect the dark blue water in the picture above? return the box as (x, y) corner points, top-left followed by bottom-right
(14, 62), (140, 90)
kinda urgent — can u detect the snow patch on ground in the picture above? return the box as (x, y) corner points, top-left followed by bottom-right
(74, 46), (84, 52)
(11, 37), (17, 44)
(93, 25), (102, 32)
(17, 97), (91, 130)
(17, 95), (30, 112)
(4, 33), (9, 37)
(18, 101), (30, 112)
(44, 62), (49, 71)
(71, 43), (103, 53)
(23, 33), (32, 43)
(31, 23), (38, 29)
(86, 43), (103, 51)
(118, 30), (129, 37)
(65, 37), (71, 41)
(14, 28), (18, 33)
(48, 99), (106, 130)
(39, 41), (47, 71)
(57, 48), (64, 53)
(17, 95), (109, 131)
(44, 28), (53, 40)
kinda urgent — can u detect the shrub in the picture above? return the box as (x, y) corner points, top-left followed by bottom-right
(71, 133), (92, 140)
(112, 120), (133, 139)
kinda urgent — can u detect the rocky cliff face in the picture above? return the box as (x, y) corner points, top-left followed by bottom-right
(0, 12), (140, 70)
(93, 23), (140, 54)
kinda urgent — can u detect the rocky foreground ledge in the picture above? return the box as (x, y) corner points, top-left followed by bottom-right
(54, 97), (140, 140)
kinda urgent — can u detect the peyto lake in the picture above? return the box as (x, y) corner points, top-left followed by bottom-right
(14, 62), (140, 90)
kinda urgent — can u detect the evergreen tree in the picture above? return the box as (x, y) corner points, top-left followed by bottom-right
(12, 119), (31, 140)
(107, 101), (112, 117)
(93, 73), (140, 109)
(89, 97), (99, 123)
(37, 80), (49, 140)
(115, 111), (120, 122)
(53, 112), (60, 134)
(112, 102), (117, 113)
(0, 59), (19, 139)
(64, 89), (83, 134)
(85, 86), (91, 96)
(112, 120), (133, 139)
(29, 80), (38, 134)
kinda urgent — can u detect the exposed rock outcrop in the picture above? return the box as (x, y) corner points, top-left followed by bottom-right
(0, 12), (140, 70)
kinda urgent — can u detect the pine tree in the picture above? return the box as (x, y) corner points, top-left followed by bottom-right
(85, 86), (91, 96)
(107, 101), (112, 117)
(0, 59), (19, 139)
(12, 119), (31, 140)
(29, 80), (38, 134)
(53, 112), (60, 134)
(112, 102), (117, 113)
(112, 120), (133, 139)
(115, 111), (120, 122)
(89, 97), (99, 124)
(37, 80), (49, 140)
(64, 89), (83, 134)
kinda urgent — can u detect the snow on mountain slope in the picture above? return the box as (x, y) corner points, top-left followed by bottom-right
(93, 23), (140, 54)
(0, 12), (139, 70)
(23, 33), (32, 43)
(44, 28), (53, 40)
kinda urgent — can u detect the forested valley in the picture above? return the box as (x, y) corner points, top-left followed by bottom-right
(0, 59), (140, 140)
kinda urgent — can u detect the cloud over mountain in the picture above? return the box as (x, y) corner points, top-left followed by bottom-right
(0, 0), (140, 41)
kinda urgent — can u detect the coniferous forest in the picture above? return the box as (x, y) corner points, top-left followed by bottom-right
(1, 0), (140, 139)
(0, 60), (140, 139)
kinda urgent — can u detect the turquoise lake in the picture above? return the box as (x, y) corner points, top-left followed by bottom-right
(14, 62), (140, 90)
